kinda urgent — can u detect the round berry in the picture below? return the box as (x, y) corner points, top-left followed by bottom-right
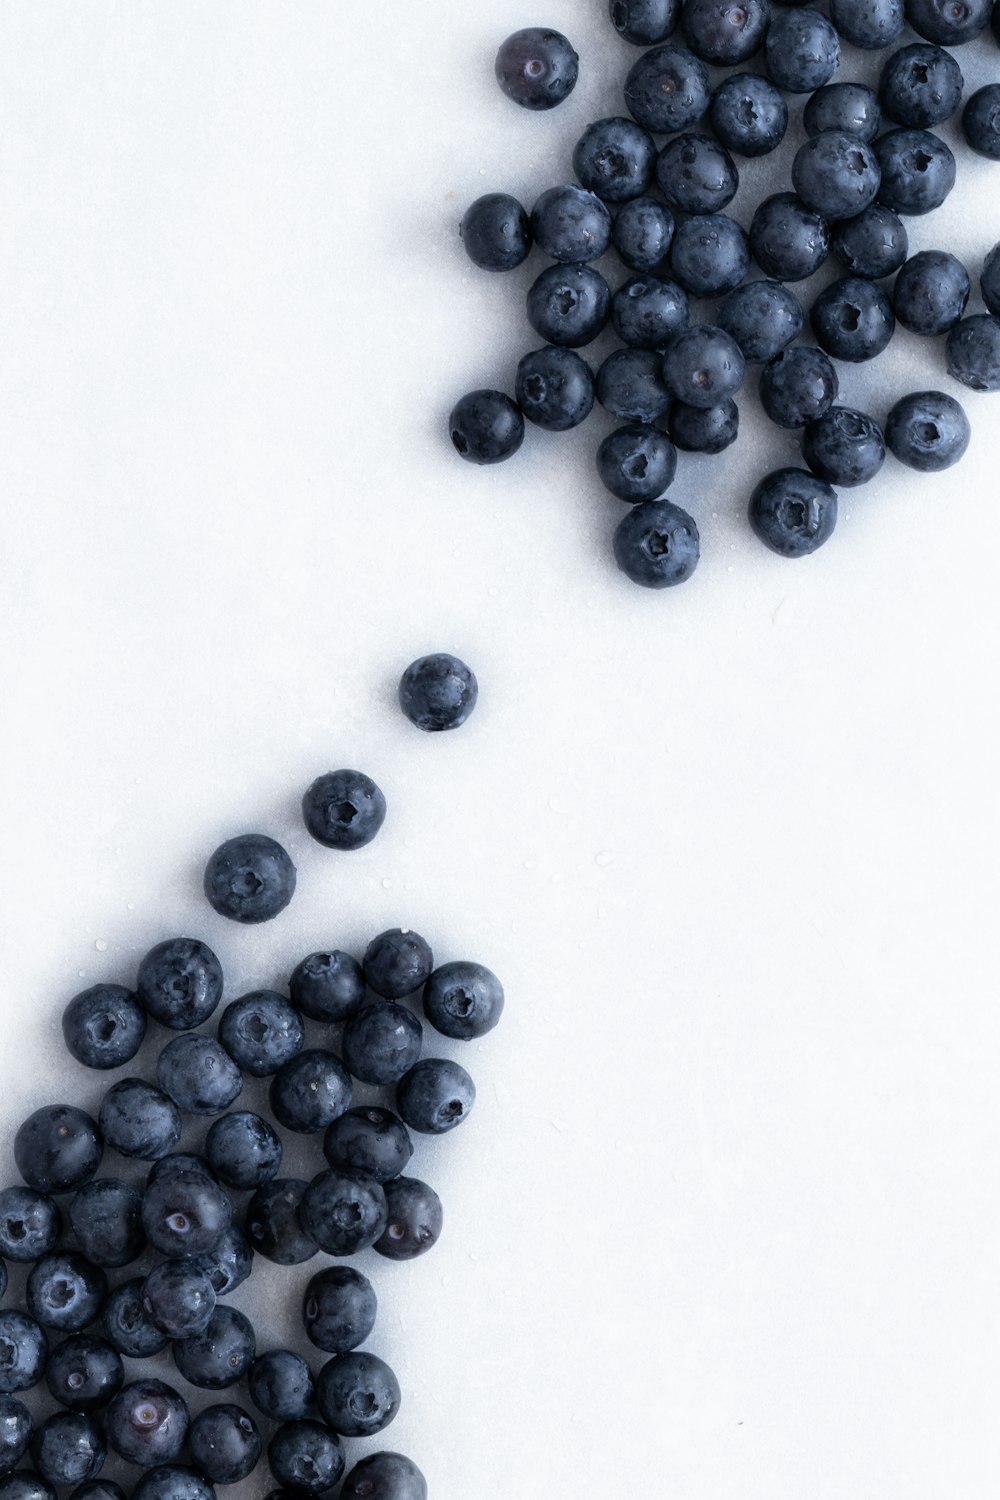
(717, 280), (803, 363)
(204, 833), (295, 924)
(316, 1353), (401, 1439)
(669, 213), (748, 297)
(422, 961), (504, 1041)
(596, 424), (677, 504)
(460, 194), (531, 272)
(791, 131), (881, 220)
(62, 985), (146, 1071)
(289, 951), (365, 1023)
(610, 0), (681, 44)
(529, 185), (611, 265)
(0, 1312), (48, 1394)
(249, 1350), (315, 1423)
(341, 1453), (427, 1500)
(14, 1106), (102, 1195)
(269, 1050), (352, 1135)
(374, 1177), (444, 1263)
(874, 128), (955, 216)
(302, 769), (386, 851)
(655, 133), (737, 215)
(662, 325), (745, 409)
(157, 1035), (243, 1118)
(710, 74), (787, 157)
(218, 992), (304, 1077)
(893, 250), (970, 335)
(136, 938), (223, 1031)
(448, 390), (524, 465)
(962, 84), (1000, 159)
(323, 1108), (413, 1185)
(141, 1260), (216, 1340)
(69, 1179), (145, 1267)
(596, 350), (672, 425)
(669, 398), (739, 453)
(515, 347), (595, 431)
(268, 1421), (344, 1496)
(759, 347), (838, 430)
(879, 43), (964, 129)
(946, 315), (1000, 391)
(188, 1405), (261, 1487)
(0, 1187), (61, 1263)
(810, 277), (895, 362)
(364, 928), (434, 998)
(495, 28), (578, 111)
(624, 44), (710, 135)
(749, 193), (829, 282)
(342, 1002), (422, 1088)
(802, 407), (885, 486)
(829, 0), (903, 47)
(612, 276), (690, 350)
(173, 1306), (255, 1391)
(398, 656), (477, 734)
(298, 1171), (388, 1257)
(244, 1180), (318, 1266)
(573, 117), (657, 202)
(886, 390), (971, 471)
(749, 468), (838, 558)
(526, 264), (610, 348)
(613, 500), (700, 588)
(905, 0), (992, 43)
(105, 1381), (189, 1466)
(765, 10), (839, 93)
(206, 1112), (282, 1190)
(303, 1266), (376, 1354)
(804, 83), (881, 142)
(832, 204), (908, 280)
(611, 196), (675, 273)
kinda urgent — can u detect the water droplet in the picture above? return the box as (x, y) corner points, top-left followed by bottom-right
(95, 940), (107, 952)
(382, 878), (392, 889)
(126, 902), (135, 911)
(595, 850), (615, 867)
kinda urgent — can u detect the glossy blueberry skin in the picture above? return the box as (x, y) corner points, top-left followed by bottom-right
(396, 1059), (476, 1136)
(875, 129), (955, 216)
(448, 390), (523, 465)
(611, 196), (674, 273)
(596, 350), (672, 424)
(792, 132), (881, 220)
(0, 1396), (32, 1472)
(289, 952), (365, 1024)
(249, 1351), (315, 1424)
(624, 44), (710, 135)
(683, 0), (771, 62)
(364, 929), (434, 998)
(303, 1267), (376, 1355)
(982, 243), (1000, 316)
(717, 280), (802, 363)
(206, 1112), (282, 1190)
(269, 1050), (352, 1135)
(669, 398), (739, 453)
(597, 424), (677, 503)
(27, 1253), (108, 1334)
(204, 833), (296, 925)
(749, 468), (838, 557)
(765, 9), (839, 92)
(0, 1313), (47, 1396)
(905, 0), (991, 41)
(137, 939), (224, 1031)
(130, 1468), (215, 1500)
(142, 1261), (216, 1339)
(189, 1405), (260, 1486)
(803, 407), (885, 486)
(893, 250), (970, 335)
(804, 83), (881, 142)
(662, 325), (745, 409)
(218, 993), (304, 1078)
(495, 28), (578, 111)
(749, 193), (828, 283)
(302, 770), (386, 852)
(244, 1180), (317, 1266)
(62, 986), (146, 1071)
(374, 1178), (443, 1263)
(529, 186), (611, 265)
(422, 961), (504, 1041)
(759, 347), (838, 429)
(341, 1453), (427, 1500)
(29, 1413), (104, 1489)
(829, 0), (903, 46)
(101, 1281), (168, 1360)
(710, 74), (787, 157)
(515, 347), (595, 431)
(833, 204), (908, 279)
(610, 0), (680, 43)
(613, 500), (700, 588)
(69, 1179), (145, 1267)
(141, 1167), (233, 1261)
(611, 277), (690, 351)
(193, 1225), (253, 1297)
(324, 1109), (413, 1186)
(669, 214), (748, 298)
(398, 657), (477, 735)
(879, 44), (964, 128)
(342, 1003), (423, 1087)
(106, 1381), (189, 1466)
(946, 315), (1000, 391)
(526, 264), (610, 348)
(460, 194), (531, 272)
(655, 133), (737, 215)
(887, 390), (971, 469)
(44, 1335), (123, 1413)
(157, 1036), (242, 1118)
(69, 1483), (124, 1500)
(268, 1422), (343, 1496)
(173, 1307), (255, 1392)
(573, 118), (657, 202)
(811, 277), (895, 362)
(98, 1079), (180, 1163)
(316, 1353), (400, 1439)
(0, 1188), (61, 1263)
(298, 1172), (388, 1257)
(963, 85), (1000, 158)
(0, 1476), (55, 1500)
(15, 1107), (102, 1196)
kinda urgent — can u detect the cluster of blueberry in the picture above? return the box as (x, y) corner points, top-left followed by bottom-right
(0, 656), (492, 1500)
(449, 10), (1000, 586)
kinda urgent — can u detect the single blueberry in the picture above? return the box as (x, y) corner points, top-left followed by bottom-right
(244, 1180), (318, 1266)
(749, 468), (838, 557)
(206, 1112), (282, 1190)
(0, 1313), (48, 1394)
(669, 399), (739, 453)
(396, 1058), (476, 1135)
(749, 192), (829, 282)
(886, 390), (971, 470)
(342, 1002), (423, 1087)
(105, 1380), (190, 1466)
(129, 1468), (214, 1500)
(460, 194), (531, 272)
(655, 132), (738, 215)
(515, 347), (595, 431)
(596, 349), (673, 424)
(374, 1178), (444, 1263)
(268, 1421), (344, 1497)
(27, 1253), (108, 1334)
(596, 424), (678, 504)
(340, 1452), (427, 1500)
(302, 1266), (377, 1354)
(526, 264), (611, 348)
(879, 44), (964, 129)
(759, 347), (838, 429)
(764, 9), (839, 93)
(710, 73), (788, 157)
(302, 770), (386, 851)
(449, 389), (524, 464)
(832, 205), (908, 280)
(610, 0), (681, 44)
(62, 985), (146, 1071)
(662, 325), (746, 408)
(611, 196), (675, 273)
(398, 656), (477, 734)
(269, 1050), (352, 1134)
(495, 28), (578, 111)
(683, 0), (771, 63)
(297, 1171), (388, 1257)
(204, 833), (296, 925)
(791, 131), (881, 220)
(669, 213), (748, 297)
(249, 1351), (315, 1424)
(422, 961), (504, 1041)
(804, 83), (881, 142)
(173, 1306), (255, 1391)
(613, 499), (700, 588)
(811, 277), (895, 362)
(905, 0), (991, 43)
(142, 1260), (217, 1339)
(289, 951), (365, 1024)
(0, 1187), (61, 1263)
(14, 1107), (102, 1196)
(946, 315), (1000, 391)
(188, 1405), (260, 1487)
(529, 185), (612, 265)
(364, 928), (434, 998)
(68, 1179), (145, 1267)
(962, 85), (1000, 159)
(875, 129), (955, 216)
(141, 1165), (233, 1260)
(101, 1281), (169, 1360)
(156, 1035), (243, 1118)
(324, 1108), (414, 1185)
(29, 1413), (105, 1489)
(802, 407), (886, 486)
(829, 0), (903, 47)
(573, 118), (657, 202)
(893, 250), (970, 335)
(624, 44), (711, 135)
(45, 1335), (123, 1412)
(136, 939), (223, 1031)
(717, 280), (803, 362)
(316, 1353), (400, 1439)
(612, 276), (691, 350)
(218, 992), (303, 1077)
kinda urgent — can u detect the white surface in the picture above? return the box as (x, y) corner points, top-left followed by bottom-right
(2, 3), (1000, 1496)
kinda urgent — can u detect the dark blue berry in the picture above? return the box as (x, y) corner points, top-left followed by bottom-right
(802, 407), (885, 486)
(297, 1172), (388, 1256)
(364, 928), (434, 998)
(832, 204), (908, 279)
(341, 1453), (427, 1500)
(710, 74), (787, 157)
(0, 1476), (54, 1500)
(157, 1035), (242, 1118)
(173, 1306), (255, 1391)
(515, 347), (595, 431)
(613, 499), (700, 587)
(105, 1380), (189, 1466)
(289, 951), (365, 1024)
(398, 657), (477, 735)
(669, 399), (739, 452)
(188, 1405), (260, 1486)
(15, 1107), (102, 1196)
(611, 196), (675, 272)
(101, 1281), (168, 1360)
(529, 186), (611, 264)
(269, 1050), (352, 1135)
(669, 213), (748, 297)
(27, 1253), (107, 1334)
(749, 468), (838, 557)
(765, 9), (839, 93)
(68, 1179), (145, 1267)
(759, 347), (838, 429)
(875, 129), (955, 216)
(804, 83), (881, 142)
(717, 280), (802, 362)
(374, 1178), (443, 1262)
(0, 1188), (61, 1263)
(791, 132), (881, 220)
(244, 1181), (317, 1266)
(206, 1112), (282, 1190)
(946, 315), (1000, 390)
(662, 325), (745, 408)
(610, 0), (681, 44)
(879, 44), (964, 129)
(62, 985), (146, 1071)
(624, 44), (710, 135)
(268, 1422), (343, 1496)
(448, 389), (524, 464)
(905, 0), (991, 42)
(193, 1225), (253, 1297)
(0, 1397), (32, 1472)
(302, 1267), (376, 1354)
(342, 1003), (422, 1087)
(218, 992), (303, 1078)
(136, 939), (223, 1031)
(204, 834), (296, 925)
(811, 277), (895, 362)
(655, 133), (737, 215)
(886, 390), (971, 470)
(141, 1165), (232, 1260)
(612, 276), (690, 350)
(573, 118), (657, 201)
(596, 350), (672, 424)
(460, 194), (531, 272)
(249, 1351), (315, 1424)
(596, 424), (677, 503)
(422, 961), (504, 1041)
(396, 1059), (476, 1135)
(0, 1314), (47, 1395)
(683, 0), (771, 63)
(142, 1261), (216, 1339)
(962, 85), (1000, 158)
(302, 770), (386, 851)
(893, 250), (970, 335)
(98, 1078), (180, 1162)
(829, 0), (903, 47)
(982, 242), (1000, 315)
(495, 28), (578, 111)
(29, 1414), (104, 1489)
(129, 1469), (213, 1500)
(69, 1483), (124, 1500)
(324, 1108), (413, 1185)
(526, 264), (610, 348)
(44, 1336), (123, 1412)
(316, 1353), (400, 1439)
(749, 192), (828, 282)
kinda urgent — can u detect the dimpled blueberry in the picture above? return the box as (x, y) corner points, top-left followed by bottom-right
(156, 1036), (242, 1118)
(811, 277), (895, 362)
(717, 280), (803, 362)
(204, 833), (296, 925)
(829, 0), (903, 47)
(206, 1112), (282, 1190)
(802, 407), (885, 486)
(683, 0), (771, 64)
(316, 1352), (400, 1439)
(29, 1413), (105, 1489)
(342, 1003), (423, 1088)
(218, 993), (303, 1078)
(526, 264), (611, 348)
(44, 1335), (123, 1412)
(268, 1421), (344, 1496)
(792, 131), (881, 220)
(946, 315), (1000, 390)
(142, 1260), (217, 1340)
(875, 129), (955, 216)
(396, 1059), (476, 1136)
(69, 1179), (145, 1267)
(130, 1469), (215, 1500)
(750, 193), (829, 282)
(27, 1253), (108, 1334)
(573, 118), (657, 202)
(340, 1452), (427, 1500)
(302, 1267), (377, 1354)
(399, 656), (477, 734)
(173, 1306), (255, 1391)
(459, 194), (531, 272)
(515, 347), (595, 431)
(188, 1405), (261, 1487)
(105, 1380), (189, 1466)
(297, 1171), (388, 1258)
(136, 939), (223, 1030)
(893, 250), (970, 335)
(612, 276), (690, 350)
(101, 1281), (169, 1360)
(323, 1108), (413, 1185)
(289, 951), (365, 1023)
(749, 468), (838, 557)
(670, 213), (748, 297)
(662, 325), (745, 408)
(669, 398), (740, 453)
(269, 1049), (352, 1135)
(624, 44), (711, 135)
(611, 196), (675, 272)
(596, 424), (678, 504)
(141, 1166), (232, 1260)
(613, 499), (700, 587)
(596, 350), (673, 424)
(244, 1180), (318, 1266)
(886, 390), (971, 470)
(62, 985), (146, 1071)
(0, 1187), (61, 1264)
(249, 1351), (315, 1424)
(804, 83), (881, 142)
(905, 0), (991, 43)
(765, 9), (840, 93)
(422, 961), (504, 1041)
(655, 132), (738, 215)
(832, 204), (908, 279)
(710, 74), (788, 158)
(529, 185), (611, 265)
(759, 347), (838, 430)
(374, 1178), (444, 1263)
(15, 1107), (102, 1196)
(495, 27), (578, 111)
(98, 1079), (181, 1162)
(610, 0), (681, 44)
(962, 85), (1000, 159)
(0, 1313), (48, 1393)
(364, 929), (434, 998)
(449, 389), (524, 465)
(302, 770), (386, 852)
(0, 1396), (32, 1471)
(879, 44), (964, 129)
(193, 1225), (254, 1297)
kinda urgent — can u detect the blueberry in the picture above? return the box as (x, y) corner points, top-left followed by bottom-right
(623, 44), (710, 135)
(68, 1179), (145, 1267)
(0, 1397), (32, 1472)
(324, 1108), (413, 1185)
(495, 28), (578, 111)
(44, 1336), (123, 1412)
(811, 277), (895, 362)
(748, 468), (838, 557)
(136, 939), (224, 1030)
(206, 1112), (282, 1190)
(448, 389), (524, 464)
(668, 398), (740, 453)
(962, 85), (1000, 159)
(374, 1178), (443, 1263)
(141, 1165), (233, 1260)
(269, 1050), (352, 1134)
(188, 1405), (260, 1486)
(340, 1452), (427, 1500)
(832, 204), (908, 279)
(27, 1253), (107, 1334)
(459, 194), (531, 272)
(302, 1267), (376, 1354)
(669, 213), (748, 297)
(130, 1468), (215, 1500)
(611, 196), (675, 273)
(526, 264), (611, 348)
(302, 769), (386, 851)
(29, 1414), (104, 1489)
(173, 1306), (255, 1391)
(982, 243), (1000, 315)
(655, 133), (737, 215)
(515, 347), (595, 431)
(596, 424), (678, 503)
(879, 44), (964, 129)
(905, 0), (992, 43)
(192, 1225), (253, 1297)
(316, 1353), (400, 1439)
(717, 280), (803, 362)
(218, 992), (304, 1078)
(422, 961), (504, 1041)
(610, 0), (681, 44)
(792, 132), (881, 220)
(398, 656), (477, 735)
(0, 1188), (61, 1263)
(157, 1035), (242, 1118)
(573, 118), (657, 202)
(612, 276), (690, 350)
(14, 1107), (102, 1196)
(612, 499), (700, 587)
(297, 1171), (388, 1257)
(268, 1421), (344, 1496)
(946, 315), (1000, 391)
(874, 128), (955, 216)
(69, 1484), (124, 1500)
(244, 1180), (318, 1266)
(829, 0), (903, 46)
(710, 74), (788, 158)
(101, 1281), (169, 1360)
(204, 833), (296, 924)
(764, 9), (839, 93)
(749, 192), (828, 282)
(142, 1261), (216, 1339)
(62, 985), (146, 1071)
(289, 951), (365, 1024)
(249, 1351), (315, 1424)
(683, 0), (771, 63)
(596, 350), (672, 424)
(0, 1260), (5, 1300)
(759, 347), (838, 429)
(105, 1380), (190, 1466)
(396, 1058), (475, 1135)
(364, 928), (434, 998)
(893, 250), (970, 335)
(342, 1003), (423, 1087)
(802, 407), (885, 486)
(804, 83), (881, 142)
(662, 325), (745, 408)
(0, 1476), (54, 1500)
(529, 186), (611, 265)
(0, 1315), (47, 1394)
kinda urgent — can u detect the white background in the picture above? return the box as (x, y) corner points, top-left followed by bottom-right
(2, 3), (1000, 1497)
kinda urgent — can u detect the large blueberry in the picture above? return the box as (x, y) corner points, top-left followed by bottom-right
(374, 1178), (444, 1263)
(396, 1059), (476, 1136)
(156, 1035), (242, 1118)
(203, 834), (296, 925)
(886, 391), (970, 469)
(27, 1253), (107, 1334)
(0, 1187), (61, 1263)
(879, 44), (964, 129)
(875, 129), (955, 215)
(422, 961), (504, 1041)
(804, 83), (881, 142)
(710, 74), (787, 157)
(398, 657), (477, 734)
(764, 9), (839, 93)
(811, 277), (895, 362)
(946, 314), (1000, 390)
(244, 1180), (318, 1266)
(268, 1422), (344, 1497)
(624, 44), (710, 135)
(669, 213), (748, 297)
(613, 500), (700, 587)
(141, 1165), (232, 1260)
(364, 929), (434, 998)
(612, 276), (690, 350)
(44, 1335), (123, 1412)
(448, 390), (524, 465)
(316, 1352), (400, 1439)
(596, 350), (673, 424)
(302, 1267), (377, 1354)
(68, 1179), (145, 1267)
(611, 196), (675, 273)
(297, 1172), (388, 1257)
(62, 985), (146, 1071)
(14, 1106), (102, 1195)
(340, 1452), (427, 1500)
(105, 1381), (190, 1466)
(750, 192), (828, 282)
(188, 1405), (260, 1487)
(610, 0), (681, 44)
(791, 131), (880, 220)
(802, 407), (885, 486)
(832, 204), (908, 279)
(526, 264), (610, 348)
(136, 938), (223, 1030)
(596, 424), (677, 504)
(749, 468), (838, 557)
(829, 0), (903, 47)
(515, 347), (595, 431)
(302, 770), (386, 851)
(893, 250), (970, 335)
(495, 28), (578, 110)
(460, 194), (531, 272)
(218, 992), (304, 1077)
(248, 1350), (315, 1423)
(269, 1050), (352, 1134)
(289, 951), (365, 1024)
(759, 347), (838, 429)
(529, 185), (611, 264)
(342, 1003), (422, 1088)
(206, 1112), (282, 1190)
(717, 280), (803, 363)
(172, 1307), (255, 1391)
(573, 118), (657, 202)
(323, 1108), (413, 1185)
(0, 1313), (48, 1394)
